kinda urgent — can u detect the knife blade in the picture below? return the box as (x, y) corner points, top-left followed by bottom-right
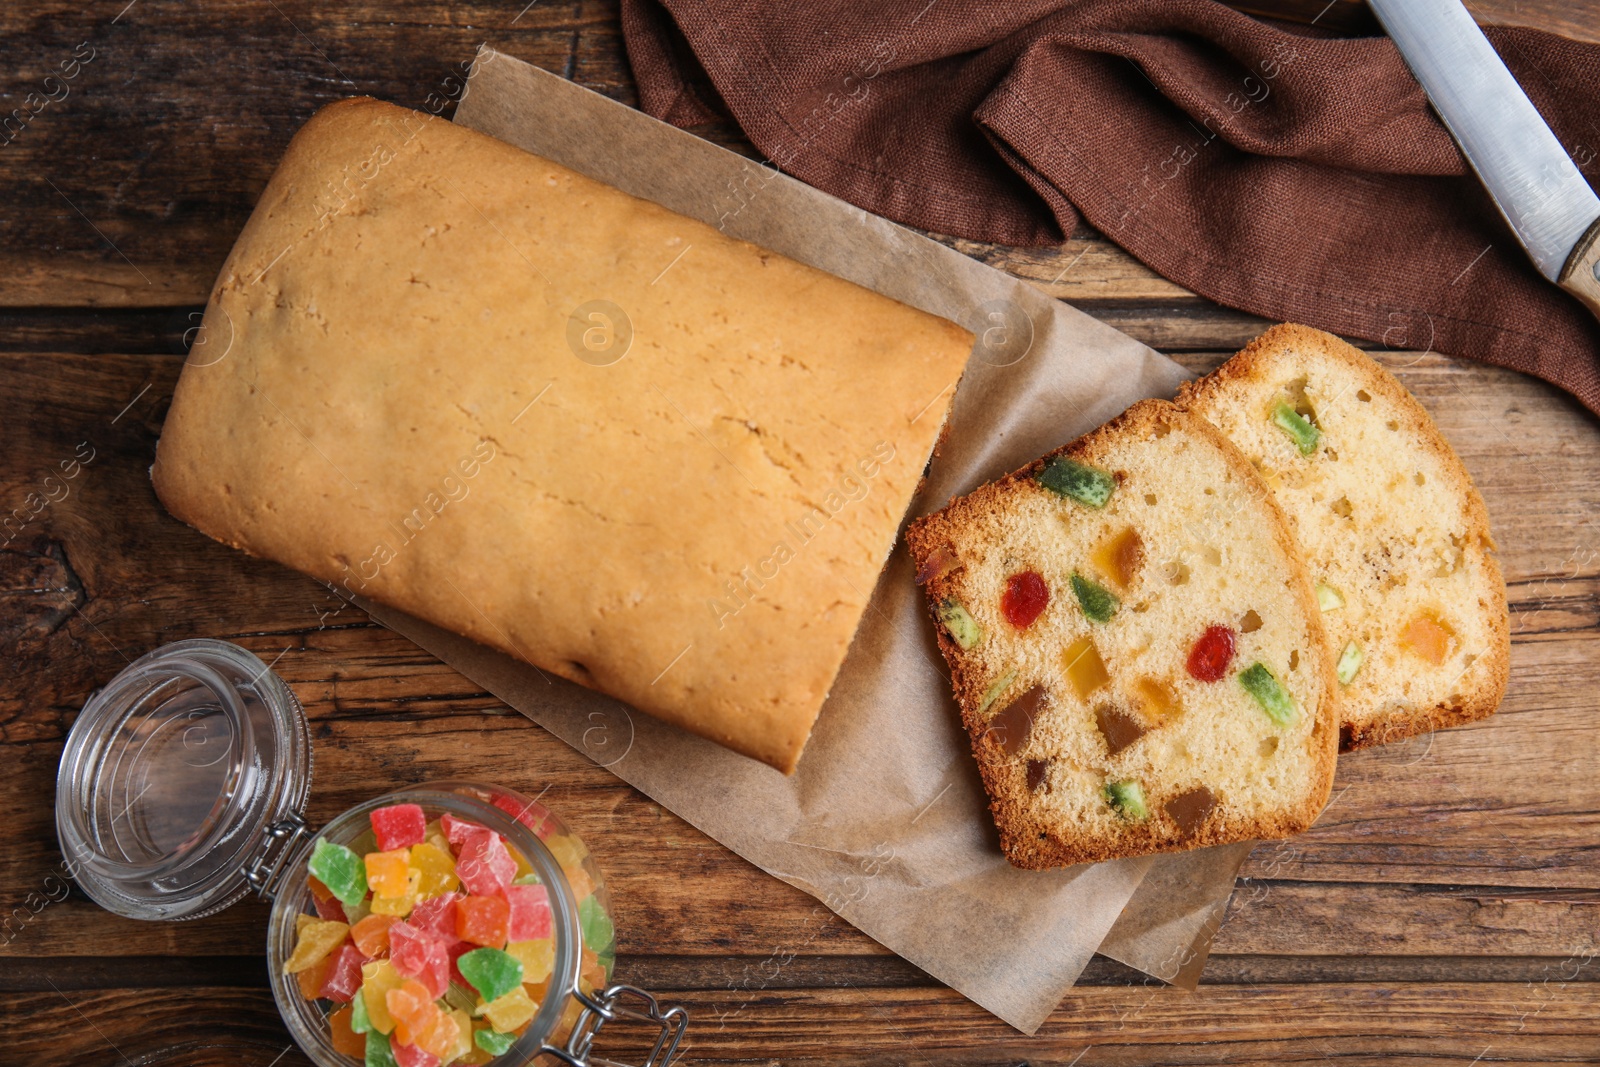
(1368, 0), (1600, 316)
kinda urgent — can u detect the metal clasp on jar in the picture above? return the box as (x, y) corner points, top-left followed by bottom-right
(542, 984), (688, 1067)
(243, 812), (313, 901)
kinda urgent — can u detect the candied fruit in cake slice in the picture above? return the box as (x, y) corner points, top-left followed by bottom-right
(984, 684), (1044, 756)
(1069, 572), (1119, 623)
(1062, 636), (1109, 699)
(1270, 400), (1320, 455)
(1091, 527), (1145, 591)
(1336, 641), (1364, 684)
(935, 598), (982, 650)
(370, 804), (428, 852)
(1164, 787), (1218, 836)
(1239, 662), (1298, 726)
(1037, 455), (1116, 507)
(905, 398), (1339, 869)
(1103, 780), (1149, 820)
(1400, 611), (1456, 666)
(1001, 570), (1049, 629)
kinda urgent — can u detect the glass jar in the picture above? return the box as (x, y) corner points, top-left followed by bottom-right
(56, 639), (686, 1067)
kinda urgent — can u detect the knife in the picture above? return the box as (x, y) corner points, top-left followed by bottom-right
(1367, 0), (1600, 321)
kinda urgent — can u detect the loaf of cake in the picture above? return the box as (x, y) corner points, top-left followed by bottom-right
(906, 400), (1339, 868)
(1178, 325), (1509, 750)
(152, 98), (974, 773)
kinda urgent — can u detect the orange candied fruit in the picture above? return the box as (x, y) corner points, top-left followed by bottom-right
(364, 848), (413, 898)
(1063, 636), (1109, 699)
(1131, 677), (1180, 725)
(351, 913), (398, 958)
(328, 1005), (365, 1057)
(456, 894), (511, 947)
(1400, 611), (1456, 666)
(1092, 527), (1145, 591)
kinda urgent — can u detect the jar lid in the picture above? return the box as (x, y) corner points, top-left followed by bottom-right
(56, 639), (314, 921)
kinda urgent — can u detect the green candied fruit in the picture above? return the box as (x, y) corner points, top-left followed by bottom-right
(349, 985), (371, 1033)
(457, 947), (524, 1003)
(512, 871), (543, 886)
(308, 838), (367, 908)
(475, 1029), (517, 1056)
(1336, 642), (1364, 685)
(977, 669), (1017, 714)
(365, 1030), (398, 1067)
(579, 893), (616, 953)
(1271, 401), (1321, 456)
(1037, 456), (1116, 508)
(1070, 572), (1120, 623)
(936, 598), (983, 650)
(1315, 581), (1344, 611)
(1103, 780), (1149, 820)
(1239, 662), (1298, 726)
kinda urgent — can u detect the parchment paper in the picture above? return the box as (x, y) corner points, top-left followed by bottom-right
(361, 46), (1251, 1032)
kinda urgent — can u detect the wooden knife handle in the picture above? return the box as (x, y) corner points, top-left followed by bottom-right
(1559, 216), (1600, 322)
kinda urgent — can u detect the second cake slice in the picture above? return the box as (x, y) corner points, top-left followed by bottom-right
(907, 399), (1339, 868)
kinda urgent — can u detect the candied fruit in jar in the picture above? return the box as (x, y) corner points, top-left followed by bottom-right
(456, 894), (511, 948)
(361, 959), (404, 1035)
(329, 1004), (366, 1057)
(502, 883), (552, 942)
(409, 840), (460, 897)
(319, 942), (368, 1003)
(365, 849), (413, 899)
(505, 938), (555, 984)
(351, 913), (399, 958)
(370, 803), (428, 852)
(476, 983), (538, 1033)
(457, 829), (517, 896)
(285, 917), (349, 974)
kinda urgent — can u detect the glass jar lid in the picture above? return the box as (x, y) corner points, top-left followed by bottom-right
(55, 638), (313, 920)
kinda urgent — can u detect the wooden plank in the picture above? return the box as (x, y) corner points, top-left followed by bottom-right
(9, 982), (1600, 1067)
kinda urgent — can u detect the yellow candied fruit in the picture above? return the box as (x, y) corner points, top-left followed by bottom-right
(505, 938), (556, 984)
(361, 959), (403, 1035)
(1401, 611), (1456, 666)
(284, 918), (348, 974)
(547, 834), (589, 870)
(458, 1030), (494, 1066)
(364, 848), (412, 898)
(414, 1007), (462, 1060)
(370, 869), (422, 916)
(477, 984), (538, 1032)
(410, 841), (460, 896)
(1091, 527), (1145, 591)
(1131, 677), (1180, 725)
(444, 1007), (474, 1063)
(1063, 636), (1109, 699)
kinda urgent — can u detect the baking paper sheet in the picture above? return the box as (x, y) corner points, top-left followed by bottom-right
(361, 45), (1250, 1032)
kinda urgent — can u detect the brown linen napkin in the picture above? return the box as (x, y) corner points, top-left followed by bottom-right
(621, 0), (1600, 416)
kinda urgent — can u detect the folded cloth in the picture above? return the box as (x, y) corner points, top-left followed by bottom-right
(622, 0), (1600, 416)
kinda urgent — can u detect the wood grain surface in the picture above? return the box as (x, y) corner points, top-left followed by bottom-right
(2, 2), (1598, 1065)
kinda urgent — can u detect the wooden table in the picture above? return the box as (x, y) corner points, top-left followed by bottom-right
(4, 2), (1598, 1064)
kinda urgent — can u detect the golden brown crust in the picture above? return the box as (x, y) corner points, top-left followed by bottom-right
(1177, 324), (1510, 752)
(907, 399), (1340, 868)
(152, 97), (974, 774)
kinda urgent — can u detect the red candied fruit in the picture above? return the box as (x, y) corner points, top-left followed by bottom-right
(1186, 624), (1236, 682)
(1001, 571), (1049, 630)
(370, 803), (428, 851)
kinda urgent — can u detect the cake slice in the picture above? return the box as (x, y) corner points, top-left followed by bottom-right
(907, 400), (1339, 869)
(1177, 325), (1509, 750)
